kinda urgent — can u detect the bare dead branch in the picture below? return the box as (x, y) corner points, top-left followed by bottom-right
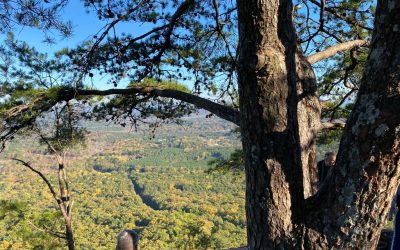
(12, 158), (60, 204)
(320, 121), (345, 130)
(307, 39), (368, 64)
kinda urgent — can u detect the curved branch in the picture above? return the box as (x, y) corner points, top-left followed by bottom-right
(77, 87), (240, 126)
(13, 158), (60, 204)
(80, 88), (343, 130)
(307, 40), (368, 64)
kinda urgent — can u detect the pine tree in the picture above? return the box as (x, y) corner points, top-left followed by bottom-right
(1, 0), (399, 248)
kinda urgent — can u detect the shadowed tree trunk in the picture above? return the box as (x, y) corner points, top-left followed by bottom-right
(237, 0), (308, 247)
(237, 0), (400, 249)
(65, 221), (74, 250)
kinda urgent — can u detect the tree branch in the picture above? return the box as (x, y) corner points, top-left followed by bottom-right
(144, 0), (196, 72)
(308, 0), (373, 31)
(320, 121), (345, 130)
(77, 87), (240, 126)
(307, 40), (368, 64)
(212, 0), (236, 65)
(81, 0), (150, 83)
(303, 0), (326, 43)
(12, 158), (60, 204)
(27, 220), (66, 239)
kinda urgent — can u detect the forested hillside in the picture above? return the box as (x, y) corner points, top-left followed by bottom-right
(0, 116), (248, 249)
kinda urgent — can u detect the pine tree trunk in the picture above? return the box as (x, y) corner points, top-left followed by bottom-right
(304, 0), (400, 248)
(237, 0), (307, 248)
(237, 0), (400, 249)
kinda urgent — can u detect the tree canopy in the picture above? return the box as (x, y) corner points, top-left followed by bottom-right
(0, 0), (373, 147)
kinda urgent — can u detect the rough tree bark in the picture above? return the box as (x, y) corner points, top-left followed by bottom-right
(237, 0), (308, 248)
(237, 0), (400, 249)
(304, 0), (400, 248)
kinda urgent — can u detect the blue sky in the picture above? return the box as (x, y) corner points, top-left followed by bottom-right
(8, 2), (98, 54)
(2, 1), (157, 89)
